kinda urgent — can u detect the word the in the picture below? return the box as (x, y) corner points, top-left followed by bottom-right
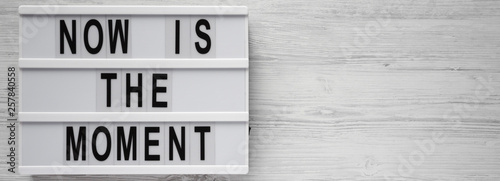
(101, 73), (168, 108)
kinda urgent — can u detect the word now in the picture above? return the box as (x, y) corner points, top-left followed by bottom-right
(66, 125), (211, 162)
(59, 18), (211, 55)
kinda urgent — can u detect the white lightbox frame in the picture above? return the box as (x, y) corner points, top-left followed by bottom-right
(18, 5), (249, 175)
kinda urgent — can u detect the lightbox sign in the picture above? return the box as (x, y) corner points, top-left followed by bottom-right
(19, 5), (248, 174)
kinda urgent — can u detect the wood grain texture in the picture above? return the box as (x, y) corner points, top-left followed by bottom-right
(1, 0), (500, 180)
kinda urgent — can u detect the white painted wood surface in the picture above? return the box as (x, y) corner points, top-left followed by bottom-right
(1, 0), (500, 180)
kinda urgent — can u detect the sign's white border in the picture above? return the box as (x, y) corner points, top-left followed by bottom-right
(19, 5), (249, 175)
(21, 165), (249, 175)
(19, 5), (248, 15)
(19, 58), (249, 68)
(19, 112), (249, 122)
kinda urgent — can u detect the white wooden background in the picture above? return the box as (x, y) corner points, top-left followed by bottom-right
(1, 0), (500, 180)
